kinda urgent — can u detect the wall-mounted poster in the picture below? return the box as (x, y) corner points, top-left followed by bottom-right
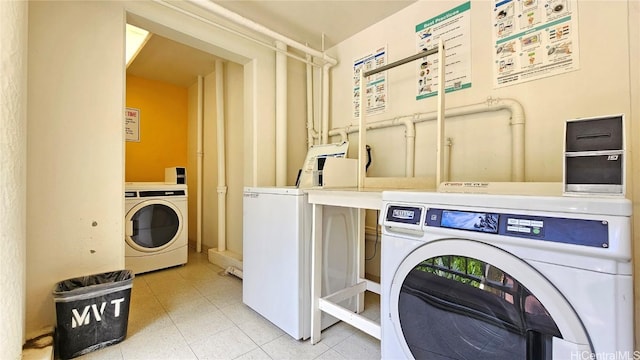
(353, 46), (388, 118)
(415, 1), (472, 100)
(125, 107), (140, 142)
(492, 0), (580, 87)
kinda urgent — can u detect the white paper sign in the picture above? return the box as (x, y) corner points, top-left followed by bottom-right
(125, 107), (140, 142)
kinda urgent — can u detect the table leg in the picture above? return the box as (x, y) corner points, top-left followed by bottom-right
(310, 203), (323, 344)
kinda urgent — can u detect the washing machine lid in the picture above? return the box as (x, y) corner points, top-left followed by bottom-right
(389, 239), (592, 360)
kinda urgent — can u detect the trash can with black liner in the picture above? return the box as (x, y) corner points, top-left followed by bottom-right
(53, 270), (134, 359)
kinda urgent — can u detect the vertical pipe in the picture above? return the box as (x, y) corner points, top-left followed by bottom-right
(276, 41), (287, 186)
(435, 39), (446, 186)
(196, 76), (204, 253)
(403, 119), (416, 177)
(506, 98), (526, 181)
(358, 70), (366, 189)
(322, 63), (331, 144)
(215, 60), (227, 253)
(306, 53), (315, 148)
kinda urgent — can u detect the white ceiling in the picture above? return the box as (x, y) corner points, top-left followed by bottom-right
(127, 0), (416, 87)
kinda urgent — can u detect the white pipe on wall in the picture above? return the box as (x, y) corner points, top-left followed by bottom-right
(155, 0), (322, 67)
(215, 60), (228, 253)
(306, 53), (317, 148)
(357, 70), (366, 188)
(186, 0), (337, 66)
(321, 63), (331, 144)
(328, 98), (526, 181)
(196, 76), (204, 253)
(435, 39), (446, 185)
(276, 41), (287, 186)
(404, 118), (416, 177)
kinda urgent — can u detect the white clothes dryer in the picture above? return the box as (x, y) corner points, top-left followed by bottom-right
(125, 183), (188, 274)
(380, 191), (633, 360)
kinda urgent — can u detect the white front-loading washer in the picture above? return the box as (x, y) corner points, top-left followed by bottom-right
(125, 183), (188, 274)
(380, 191), (633, 359)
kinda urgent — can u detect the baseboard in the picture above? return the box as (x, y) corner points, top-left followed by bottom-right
(207, 248), (243, 271)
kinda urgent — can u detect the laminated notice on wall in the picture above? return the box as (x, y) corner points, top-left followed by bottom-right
(353, 46), (388, 118)
(415, 1), (472, 100)
(492, 0), (580, 88)
(125, 107), (140, 142)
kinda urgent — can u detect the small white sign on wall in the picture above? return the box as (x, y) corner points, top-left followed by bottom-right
(125, 107), (140, 142)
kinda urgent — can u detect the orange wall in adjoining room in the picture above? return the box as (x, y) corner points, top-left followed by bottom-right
(125, 75), (188, 182)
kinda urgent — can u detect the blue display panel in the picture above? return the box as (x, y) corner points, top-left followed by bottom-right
(426, 208), (609, 248)
(440, 210), (499, 234)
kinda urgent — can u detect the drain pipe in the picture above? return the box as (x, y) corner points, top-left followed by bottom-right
(327, 98), (526, 180)
(404, 118), (416, 177)
(215, 60), (227, 253)
(276, 41), (287, 185)
(196, 76), (204, 253)
(321, 63), (331, 144)
(306, 53), (317, 147)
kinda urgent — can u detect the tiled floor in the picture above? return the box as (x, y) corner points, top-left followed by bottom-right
(77, 247), (381, 360)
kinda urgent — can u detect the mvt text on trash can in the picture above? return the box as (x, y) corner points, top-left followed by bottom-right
(71, 298), (126, 328)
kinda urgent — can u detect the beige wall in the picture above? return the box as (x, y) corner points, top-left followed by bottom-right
(329, 1), (633, 182)
(225, 62), (246, 255)
(201, 73), (219, 250)
(27, 1), (126, 332)
(24, 0), (278, 334)
(328, 0), (639, 347)
(1, 1), (28, 357)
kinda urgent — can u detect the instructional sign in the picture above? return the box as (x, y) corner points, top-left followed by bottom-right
(492, 0), (580, 87)
(353, 46), (388, 118)
(415, 1), (472, 100)
(125, 107), (140, 142)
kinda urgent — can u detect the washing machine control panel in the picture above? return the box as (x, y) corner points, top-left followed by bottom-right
(425, 208), (609, 248)
(384, 205), (425, 231)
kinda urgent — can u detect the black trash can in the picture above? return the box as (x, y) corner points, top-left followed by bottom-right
(53, 270), (134, 359)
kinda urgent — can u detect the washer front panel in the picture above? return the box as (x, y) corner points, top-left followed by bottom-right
(389, 239), (592, 359)
(425, 208), (609, 248)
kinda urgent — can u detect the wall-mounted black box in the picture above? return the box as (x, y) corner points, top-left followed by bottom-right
(563, 114), (624, 195)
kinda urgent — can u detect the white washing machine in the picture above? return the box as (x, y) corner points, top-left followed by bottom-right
(380, 191), (633, 359)
(125, 183), (188, 274)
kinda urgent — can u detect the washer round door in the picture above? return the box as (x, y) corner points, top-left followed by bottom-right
(125, 199), (183, 252)
(390, 239), (592, 360)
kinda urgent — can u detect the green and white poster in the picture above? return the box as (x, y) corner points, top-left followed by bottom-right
(415, 2), (472, 100)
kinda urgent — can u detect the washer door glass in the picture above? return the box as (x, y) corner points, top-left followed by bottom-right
(390, 239), (591, 360)
(126, 201), (181, 252)
(400, 256), (559, 359)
